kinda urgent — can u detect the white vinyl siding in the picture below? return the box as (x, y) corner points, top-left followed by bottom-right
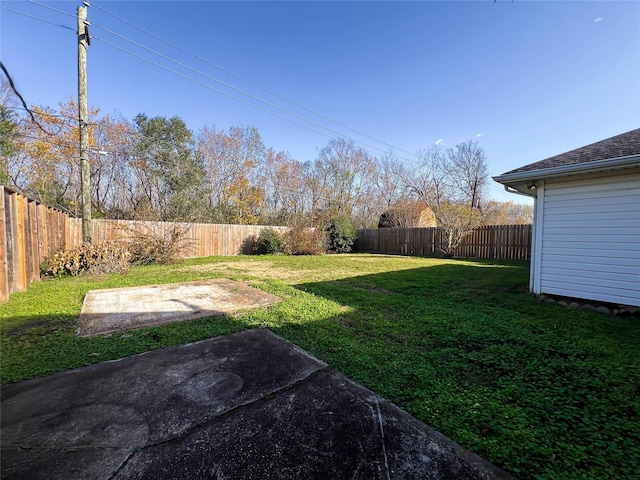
(538, 171), (640, 307)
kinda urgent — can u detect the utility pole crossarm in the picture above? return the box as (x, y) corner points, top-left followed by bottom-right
(78, 5), (91, 243)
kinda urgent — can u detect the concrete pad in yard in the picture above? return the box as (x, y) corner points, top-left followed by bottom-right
(78, 279), (281, 336)
(1, 328), (514, 480)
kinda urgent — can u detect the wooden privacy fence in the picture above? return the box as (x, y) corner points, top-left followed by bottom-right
(85, 220), (287, 258)
(1, 185), (531, 303)
(1, 186), (77, 303)
(355, 224), (532, 261)
(0, 186), (285, 303)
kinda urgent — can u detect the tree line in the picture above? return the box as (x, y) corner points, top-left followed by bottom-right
(1, 96), (532, 232)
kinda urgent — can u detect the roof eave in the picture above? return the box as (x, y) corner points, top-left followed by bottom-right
(493, 154), (640, 186)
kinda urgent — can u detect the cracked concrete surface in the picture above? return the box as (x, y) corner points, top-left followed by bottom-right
(77, 279), (282, 337)
(1, 329), (514, 480)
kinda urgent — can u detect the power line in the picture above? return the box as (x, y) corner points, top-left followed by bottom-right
(7, 131), (187, 170)
(93, 35), (414, 163)
(91, 22), (379, 150)
(4, 3), (414, 163)
(4, 54), (345, 156)
(92, 37), (346, 143)
(0, 5), (74, 31)
(0, 61), (51, 133)
(91, 1), (417, 158)
(26, 0), (76, 18)
(4, 105), (86, 138)
(6, 106), (64, 119)
(6, 131), (86, 150)
(90, 24), (409, 160)
(6, 105), (144, 140)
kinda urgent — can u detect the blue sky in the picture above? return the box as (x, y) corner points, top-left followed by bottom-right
(2, 1), (639, 203)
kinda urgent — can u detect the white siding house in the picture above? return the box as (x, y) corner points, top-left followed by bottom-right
(494, 129), (640, 307)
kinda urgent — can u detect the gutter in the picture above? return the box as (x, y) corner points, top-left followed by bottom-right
(493, 153), (640, 184)
(503, 185), (536, 198)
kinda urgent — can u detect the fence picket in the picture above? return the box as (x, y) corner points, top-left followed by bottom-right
(0, 187), (7, 303)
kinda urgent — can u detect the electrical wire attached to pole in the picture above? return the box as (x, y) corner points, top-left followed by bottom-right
(0, 61), (47, 132)
(91, 1), (417, 159)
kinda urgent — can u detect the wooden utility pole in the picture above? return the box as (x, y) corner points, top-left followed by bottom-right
(78, 4), (91, 243)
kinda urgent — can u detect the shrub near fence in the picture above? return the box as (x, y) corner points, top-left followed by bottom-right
(355, 224), (532, 261)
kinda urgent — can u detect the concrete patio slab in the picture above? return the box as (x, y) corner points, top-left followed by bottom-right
(77, 279), (281, 336)
(1, 329), (514, 480)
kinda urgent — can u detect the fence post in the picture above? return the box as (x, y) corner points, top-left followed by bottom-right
(14, 192), (27, 292)
(21, 197), (32, 284)
(0, 187), (8, 303)
(28, 199), (40, 282)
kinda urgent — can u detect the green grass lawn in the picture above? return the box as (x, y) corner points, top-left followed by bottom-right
(1, 254), (639, 479)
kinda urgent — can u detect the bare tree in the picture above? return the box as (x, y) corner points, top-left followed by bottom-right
(8, 101), (97, 212)
(435, 202), (483, 256)
(0, 76), (16, 106)
(404, 145), (452, 208)
(90, 114), (137, 218)
(198, 125), (266, 224)
(263, 148), (306, 225)
(373, 152), (410, 207)
(445, 140), (489, 209)
(310, 138), (377, 226)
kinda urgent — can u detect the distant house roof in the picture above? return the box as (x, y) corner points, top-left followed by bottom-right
(493, 129), (640, 195)
(502, 128), (640, 176)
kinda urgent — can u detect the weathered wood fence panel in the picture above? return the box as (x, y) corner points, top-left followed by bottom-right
(88, 220), (286, 258)
(356, 225), (532, 261)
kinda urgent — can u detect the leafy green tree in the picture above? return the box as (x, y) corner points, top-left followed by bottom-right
(134, 114), (206, 221)
(325, 217), (357, 253)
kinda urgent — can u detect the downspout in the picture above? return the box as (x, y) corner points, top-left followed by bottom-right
(530, 180), (544, 294)
(501, 184), (538, 290)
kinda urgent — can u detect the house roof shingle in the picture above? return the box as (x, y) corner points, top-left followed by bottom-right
(502, 128), (640, 176)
